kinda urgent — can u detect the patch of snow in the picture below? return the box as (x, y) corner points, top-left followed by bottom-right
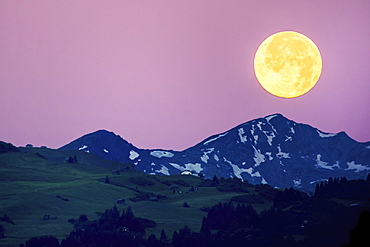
(103, 149), (109, 153)
(250, 127), (258, 145)
(184, 163), (203, 173)
(255, 121), (275, 146)
(169, 163), (203, 173)
(200, 154), (209, 163)
(225, 161), (251, 179)
(169, 163), (181, 170)
(238, 128), (248, 143)
(78, 145), (88, 150)
(150, 150), (174, 158)
(265, 152), (273, 161)
(265, 131), (275, 146)
(129, 150), (140, 160)
(224, 158), (262, 179)
(283, 169), (286, 173)
(155, 165), (170, 175)
(315, 154), (335, 170)
(214, 154), (219, 161)
(253, 135), (258, 145)
(181, 171), (193, 175)
(261, 178), (268, 184)
(204, 132), (228, 145)
(276, 145), (290, 158)
(293, 178), (302, 187)
(290, 127), (295, 134)
(310, 178), (328, 185)
(201, 148), (214, 162)
(202, 148), (214, 154)
(346, 161), (370, 173)
(151, 163), (156, 166)
(365, 145), (370, 149)
(285, 136), (292, 141)
(265, 114), (277, 122)
(85, 150), (90, 153)
(333, 161), (340, 169)
(253, 147), (265, 167)
(317, 130), (337, 138)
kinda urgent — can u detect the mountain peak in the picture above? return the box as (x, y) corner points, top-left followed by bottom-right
(60, 114), (370, 193)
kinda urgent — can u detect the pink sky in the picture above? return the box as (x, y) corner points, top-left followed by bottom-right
(1, 1), (370, 150)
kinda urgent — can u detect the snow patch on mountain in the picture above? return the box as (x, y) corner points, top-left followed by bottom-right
(276, 145), (290, 158)
(265, 114), (278, 122)
(169, 162), (203, 173)
(78, 145), (88, 150)
(200, 148), (215, 163)
(265, 152), (273, 161)
(156, 165), (170, 175)
(253, 147), (266, 166)
(103, 149), (109, 153)
(310, 178), (328, 185)
(150, 150), (174, 158)
(129, 150), (139, 160)
(204, 132), (228, 145)
(315, 154), (334, 170)
(317, 130), (337, 138)
(201, 154), (209, 163)
(223, 158), (253, 179)
(238, 128), (247, 143)
(214, 154), (219, 161)
(184, 163), (203, 173)
(224, 157), (263, 180)
(293, 178), (302, 187)
(346, 161), (370, 172)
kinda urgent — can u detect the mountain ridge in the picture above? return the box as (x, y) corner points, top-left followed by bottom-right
(60, 113), (370, 193)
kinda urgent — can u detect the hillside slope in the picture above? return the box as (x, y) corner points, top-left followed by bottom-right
(60, 114), (370, 193)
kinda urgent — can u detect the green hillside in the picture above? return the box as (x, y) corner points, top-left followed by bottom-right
(0, 147), (272, 247)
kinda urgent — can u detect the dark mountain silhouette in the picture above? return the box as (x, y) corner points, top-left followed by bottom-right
(60, 114), (370, 193)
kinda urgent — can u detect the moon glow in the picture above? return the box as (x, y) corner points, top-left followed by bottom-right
(254, 31), (322, 98)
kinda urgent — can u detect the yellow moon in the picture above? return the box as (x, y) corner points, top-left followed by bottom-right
(254, 31), (322, 98)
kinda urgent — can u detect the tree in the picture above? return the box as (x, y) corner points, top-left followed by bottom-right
(67, 156), (74, 163)
(212, 175), (219, 184)
(78, 214), (88, 222)
(105, 176), (110, 184)
(172, 231), (180, 247)
(183, 202), (190, 208)
(25, 235), (60, 247)
(160, 229), (167, 242)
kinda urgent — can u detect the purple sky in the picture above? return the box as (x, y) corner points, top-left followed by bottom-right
(1, 1), (370, 150)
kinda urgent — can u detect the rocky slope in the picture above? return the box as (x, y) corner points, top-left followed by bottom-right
(60, 114), (370, 193)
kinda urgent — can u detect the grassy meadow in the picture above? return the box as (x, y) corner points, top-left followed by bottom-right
(0, 147), (271, 247)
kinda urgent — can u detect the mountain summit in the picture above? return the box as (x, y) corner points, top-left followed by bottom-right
(60, 114), (370, 193)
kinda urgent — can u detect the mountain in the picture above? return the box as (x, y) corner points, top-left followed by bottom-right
(60, 114), (370, 193)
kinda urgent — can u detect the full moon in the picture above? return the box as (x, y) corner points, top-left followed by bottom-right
(254, 31), (322, 98)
